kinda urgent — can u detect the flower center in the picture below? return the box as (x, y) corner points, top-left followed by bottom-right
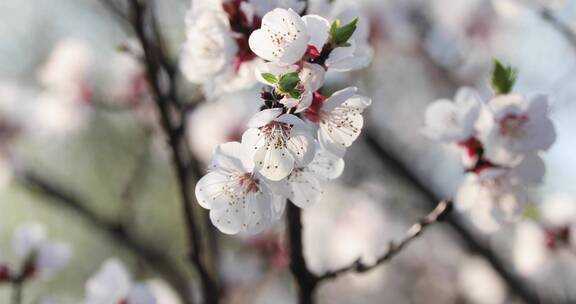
(265, 18), (301, 58)
(238, 173), (261, 194)
(260, 122), (293, 149)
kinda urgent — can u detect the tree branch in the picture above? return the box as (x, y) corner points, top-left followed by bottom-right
(363, 130), (541, 304)
(15, 170), (192, 300)
(318, 200), (453, 281)
(539, 7), (576, 52)
(125, 0), (219, 302)
(286, 202), (318, 304)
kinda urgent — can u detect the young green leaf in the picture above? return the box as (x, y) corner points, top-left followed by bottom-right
(278, 72), (301, 93)
(330, 19), (341, 35)
(331, 17), (359, 47)
(491, 60), (517, 95)
(261, 73), (278, 84)
(288, 89), (302, 99)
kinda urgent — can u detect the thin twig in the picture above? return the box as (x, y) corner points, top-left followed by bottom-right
(16, 170), (192, 301)
(539, 7), (576, 52)
(318, 200), (453, 281)
(125, 0), (219, 302)
(363, 130), (541, 304)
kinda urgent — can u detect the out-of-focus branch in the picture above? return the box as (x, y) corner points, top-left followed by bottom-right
(317, 200), (453, 281)
(539, 7), (576, 52)
(125, 0), (219, 303)
(286, 203), (318, 304)
(363, 130), (542, 304)
(16, 170), (191, 300)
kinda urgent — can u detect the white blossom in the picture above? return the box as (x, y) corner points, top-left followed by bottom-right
(195, 141), (284, 234)
(305, 87), (371, 157)
(12, 223), (72, 279)
(242, 108), (316, 180)
(256, 62), (324, 112)
(38, 39), (93, 102)
(85, 258), (156, 304)
(423, 87), (483, 142)
(270, 147), (344, 207)
(482, 93), (556, 164)
(456, 154), (544, 231)
(249, 8), (309, 64)
(324, 6), (373, 72)
(180, 9), (238, 84)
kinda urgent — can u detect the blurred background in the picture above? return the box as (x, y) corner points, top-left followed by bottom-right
(0, 0), (576, 303)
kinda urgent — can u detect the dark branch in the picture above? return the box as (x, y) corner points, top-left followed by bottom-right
(15, 170), (192, 300)
(286, 203), (318, 304)
(318, 200), (453, 281)
(125, 0), (219, 302)
(363, 130), (542, 304)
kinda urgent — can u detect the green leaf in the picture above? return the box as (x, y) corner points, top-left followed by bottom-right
(491, 60), (517, 95)
(278, 72), (300, 93)
(261, 73), (277, 84)
(288, 89), (302, 99)
(331, 17), (359, 47)
(330, 19), (341, 35)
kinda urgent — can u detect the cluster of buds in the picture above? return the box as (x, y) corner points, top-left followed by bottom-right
(193, 5), (373, 235)
(0, 223), (71, 285)
(423, 61), (557, 232)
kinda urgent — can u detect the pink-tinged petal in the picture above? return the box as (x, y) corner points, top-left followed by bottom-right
(254, 142), (295, 181)
(210, 142), (253, 173)
(302, 15), (330, 50)
(247, 108), (283, 128)
(249, 29), (279, 62)
(322, 86), (357, 112)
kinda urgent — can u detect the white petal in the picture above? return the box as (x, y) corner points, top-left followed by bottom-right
(300, 62), (325, 92)
(254, 141), (295, 181)
(302, 15), (330, 50)
(247, 108), (283, 128)
(318, 126), (347, 157)
(13, 223), (47, 259)
(249, 29), (280, 62)
(320, 108), (364, 149)
(512, 154), (545, 185)
(85, 258), (131, 304)
(287, 170), (322, 208)
(286, 125), (316, 167)
(307, 148), (344, 180)
(127, 284), (157, 304)
(196, 171), (246, 211)
(321, 86), (357, 112)
(242, 188), (276, 234)
(274, 113), (306, 127)
(210, 142), (253, 173)
(343, 95), (372, 112)
(36, 241), (72, 277)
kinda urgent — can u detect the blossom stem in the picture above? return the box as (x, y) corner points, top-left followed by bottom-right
(11, 280), (23, 304)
